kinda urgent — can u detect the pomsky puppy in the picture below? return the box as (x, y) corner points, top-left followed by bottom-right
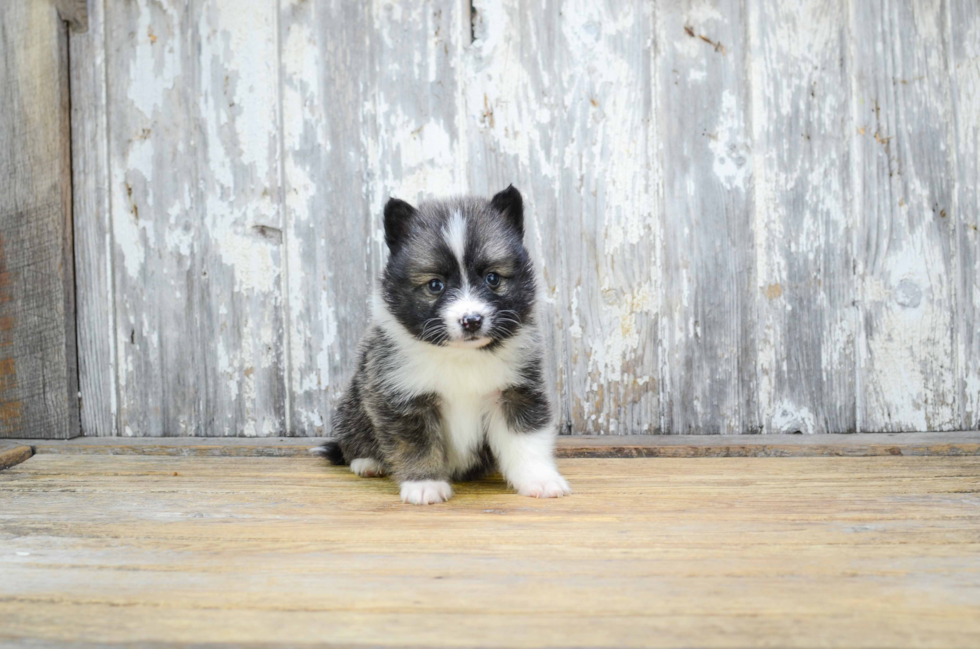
(312, 186), (571, 505)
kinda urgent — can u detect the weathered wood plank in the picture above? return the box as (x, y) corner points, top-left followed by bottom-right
(554, 0), (659, 434)
(0, 2), (79, 439)
(278, 0), (375, 436)
(104, 0), (286, 436)
(948, 0), (980, 430)
(2, 455), (979, 646)
(12, 431), (980, 458)
(70, 0), (116, 436)
(850, 0), (958, 432)
(658, 1), (759, 434)
(369, 0), (465, 204)
(0, 443), (32, 471)
(748, 0), (856, 433)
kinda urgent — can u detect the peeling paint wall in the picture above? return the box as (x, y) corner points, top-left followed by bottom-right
(71, 0), (980, 436)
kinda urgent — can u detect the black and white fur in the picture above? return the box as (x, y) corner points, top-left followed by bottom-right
(312, 186), (570, 505)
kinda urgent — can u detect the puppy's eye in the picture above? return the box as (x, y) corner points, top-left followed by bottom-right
(426, 279), (445, 294)
(485, 272), (501, 288)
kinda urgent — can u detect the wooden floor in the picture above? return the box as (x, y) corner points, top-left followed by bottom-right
(2, 454), (980, 648)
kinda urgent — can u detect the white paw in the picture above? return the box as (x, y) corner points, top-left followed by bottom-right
(350, 458), (384, 477)
(515, 473), (572, 498)
(400, 480), (454, 505)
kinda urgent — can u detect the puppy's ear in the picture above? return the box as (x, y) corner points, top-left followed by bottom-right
(490, 185), (524, 238)
(384, 197), (418, 254)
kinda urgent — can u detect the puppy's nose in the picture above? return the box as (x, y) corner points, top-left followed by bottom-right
(460, 314), (484, 333)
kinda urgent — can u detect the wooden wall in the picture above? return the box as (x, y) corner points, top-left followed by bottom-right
(68, 0), (979, 437)
(0, 1), (79, 439)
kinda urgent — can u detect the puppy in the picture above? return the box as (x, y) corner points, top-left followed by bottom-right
(312, 186), (571, 505)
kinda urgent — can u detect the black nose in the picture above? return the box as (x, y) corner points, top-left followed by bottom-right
(460, 314), (483, 333)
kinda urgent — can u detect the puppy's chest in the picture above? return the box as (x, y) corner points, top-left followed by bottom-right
(392, 342), (524, 470)
(439, 392), (498, 472)
(426, 358), (509, 466)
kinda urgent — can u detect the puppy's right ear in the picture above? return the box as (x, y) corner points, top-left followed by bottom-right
(384, 197), (418, 254)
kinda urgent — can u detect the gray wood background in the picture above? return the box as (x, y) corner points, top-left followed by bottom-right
(0, 1), (79, 439)
(69, 0), (980, 437)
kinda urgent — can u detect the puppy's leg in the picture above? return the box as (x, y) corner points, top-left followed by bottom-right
(376, 393), (454, 505)
(488, 384), (571, 498)
(331, 368), (384, 470)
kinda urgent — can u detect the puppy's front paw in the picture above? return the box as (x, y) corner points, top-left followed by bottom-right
(400, 480), (454, 505)
(515, 473), (572, 499)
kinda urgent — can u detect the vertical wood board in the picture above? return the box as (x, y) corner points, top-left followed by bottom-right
(279, 0), (376, 436)
(71, 0), (116, 436)
(0, 2), (79, 439)
(948, 0), (980, 429)
(748, 0), (857, 433)
(849, 0), (958, 432)
(658, 0), (760, 434)
(104, 0), (286, 436)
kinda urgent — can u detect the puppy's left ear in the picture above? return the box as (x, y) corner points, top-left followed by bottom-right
(384, 197), (418, 255)
(490, 185), (524, 238)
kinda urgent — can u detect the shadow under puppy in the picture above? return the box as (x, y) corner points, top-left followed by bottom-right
(313, 186), (571, 504)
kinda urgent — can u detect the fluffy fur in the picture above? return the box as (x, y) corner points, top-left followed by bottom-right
(311, 186), (570, 504)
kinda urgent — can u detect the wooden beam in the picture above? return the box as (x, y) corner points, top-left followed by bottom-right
(0, 3), (80, 439)
(0, 442), (32, 470)
(10, 432), (979, 458)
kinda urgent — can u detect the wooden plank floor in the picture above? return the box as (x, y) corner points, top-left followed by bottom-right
(2, 454), (979, 648)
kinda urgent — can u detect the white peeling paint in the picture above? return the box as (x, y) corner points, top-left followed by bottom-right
(709, 90), (750, 190)
(126, 0), (180, 119)
(770, 402), (816, 435)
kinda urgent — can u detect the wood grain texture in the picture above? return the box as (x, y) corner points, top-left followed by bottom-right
(13, 431), (980, 458)
(850, 0), (958, 432)
(104, 0), (286, 436)
(948, 0), (980, 430)
(0, 443), (32, 471)
(658, 1), (759, 434)
(70, 0), (116, 437)
(279, 0), (464, 436)
(0, 2), (79, 439)
(2, 454), (979, 647)
(554, 0), (659, 434)
(278, 0), (376, 437)
(749, 0), (857, 434)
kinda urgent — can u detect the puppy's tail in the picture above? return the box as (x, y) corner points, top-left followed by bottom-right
(309, 439), (346, 466)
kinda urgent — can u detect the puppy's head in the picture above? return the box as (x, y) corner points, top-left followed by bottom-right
(381, 186), (535, 349)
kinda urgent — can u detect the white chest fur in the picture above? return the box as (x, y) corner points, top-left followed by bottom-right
(440, 392), (498, 472)
(391, 339), (521, 473)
